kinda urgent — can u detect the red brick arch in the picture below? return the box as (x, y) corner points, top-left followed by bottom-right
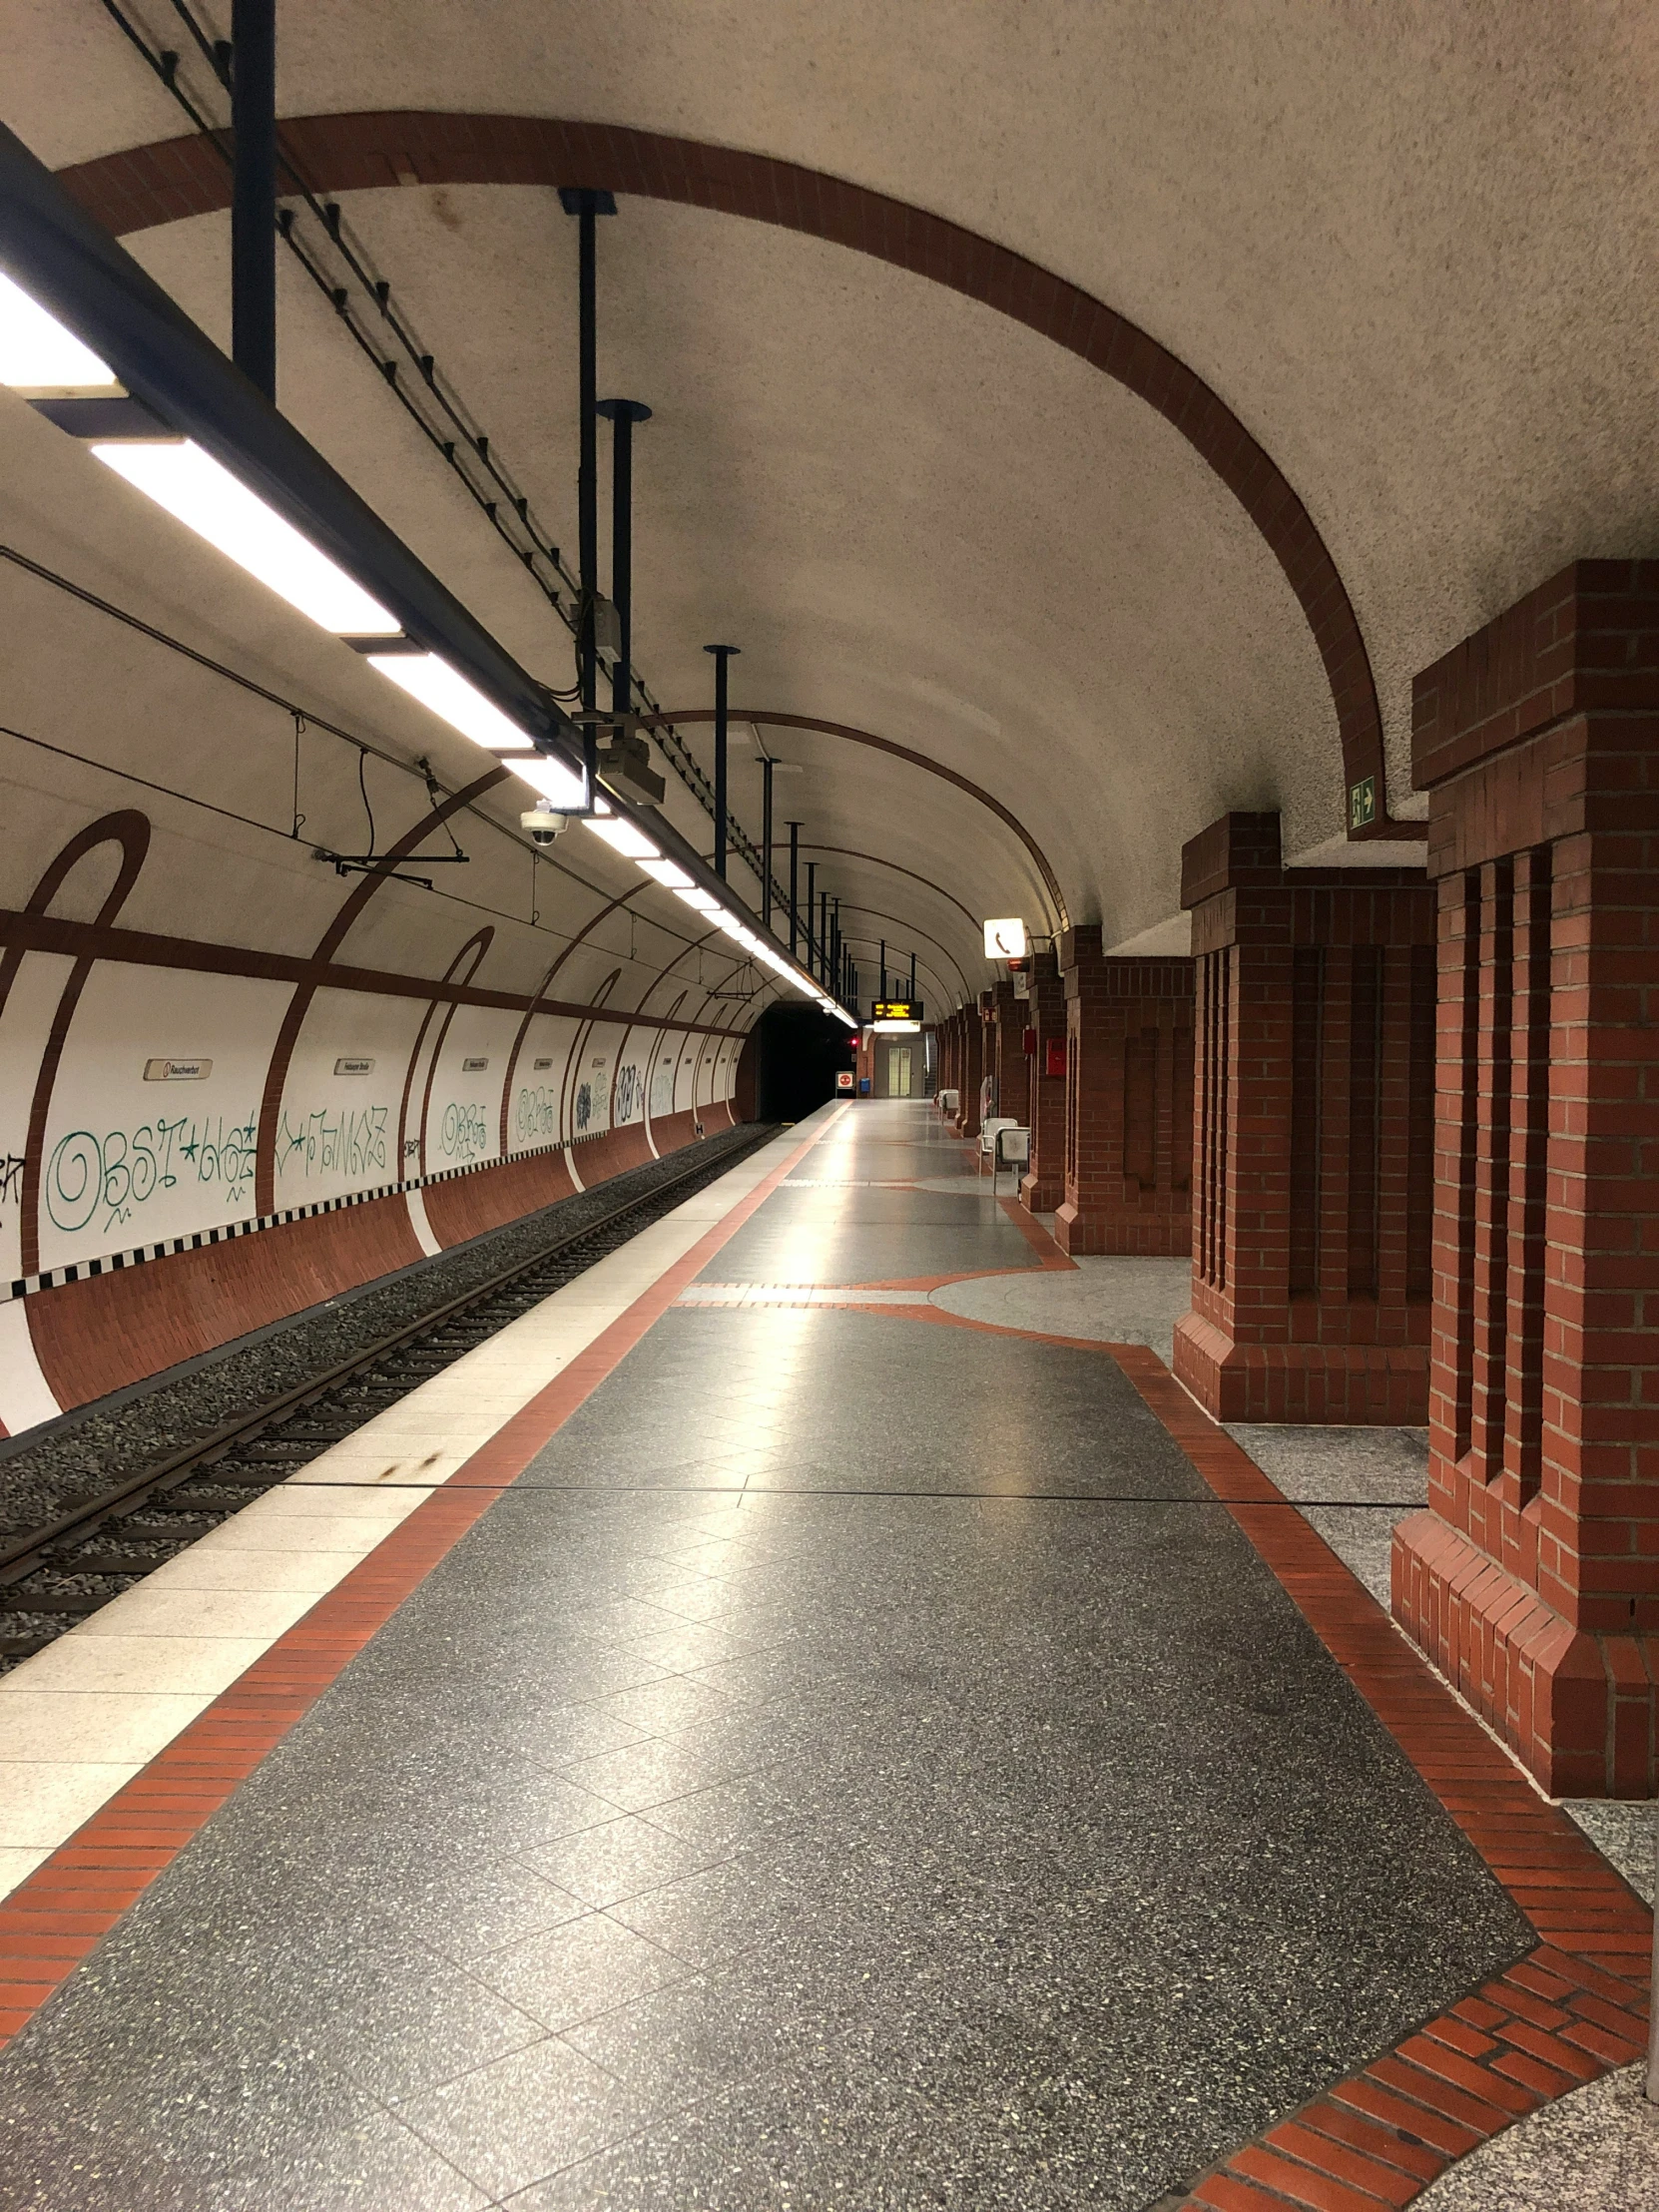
(58, 112), (1402, 832)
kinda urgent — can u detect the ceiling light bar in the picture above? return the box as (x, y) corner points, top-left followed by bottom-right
(514, 752), (589, 813)
(92, 438), (401, 635)
(0, 270), (119, 392)
(367, 648), (536, 749)
(0, 133), (588, 790)
(638, 857), (694, 889)
(583, 816), (661, 861)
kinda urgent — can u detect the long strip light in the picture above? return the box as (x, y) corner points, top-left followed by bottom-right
(93, 440), (400, 634)
(2, 277), (856, 1019)
(515, 752), (590, 812)
(366, 648), (528, 743)
(0, 270), (119, 392)
(584, 816), (661, 861)
(3, 275), (590, 806)
(579, 798), (854, 1014)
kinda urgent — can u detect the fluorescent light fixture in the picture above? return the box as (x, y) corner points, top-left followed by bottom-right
(516, 753), (588, 811)
(673, 885), (722, 914)
(638, 857), (694, 889)
(93, 439), (400, 634)
(984, 915), (1028, 960)
(584, 816), (661, 860)
(0, 272), (119, 392)
(368, 647), (532, 750)
(873, 1018), (922, 1033)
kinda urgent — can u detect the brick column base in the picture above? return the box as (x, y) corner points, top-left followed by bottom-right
(1172, 1316), (1428, 1424)
(1053, 931), (1194, 1256)
(1054, 1204), (1191, 1258)
(1393, 1512), (1659, 1798)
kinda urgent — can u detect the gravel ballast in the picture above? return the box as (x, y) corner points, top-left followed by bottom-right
(0, 1126), (771, 1546)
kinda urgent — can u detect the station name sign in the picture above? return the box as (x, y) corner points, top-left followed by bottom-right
(871, 999), (921, 1021)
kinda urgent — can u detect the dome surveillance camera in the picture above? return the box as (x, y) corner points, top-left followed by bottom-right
(521, 807), (569, 845)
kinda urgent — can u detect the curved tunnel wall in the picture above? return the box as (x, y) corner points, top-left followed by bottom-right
(0, 800), (749, 1438)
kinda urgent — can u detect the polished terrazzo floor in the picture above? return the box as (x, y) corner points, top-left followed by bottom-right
(0, 1101), (1540, 2209)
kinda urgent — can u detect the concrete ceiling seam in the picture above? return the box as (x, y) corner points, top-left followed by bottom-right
(56, 110), (1407, 838)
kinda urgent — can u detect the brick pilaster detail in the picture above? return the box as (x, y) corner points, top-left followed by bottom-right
(952, 1005), (983, 1138)
(1020, 949), (1067, 1213)
(1393, 558), (1659, 1796)
(1173, 812), (1436, 1423)
(989, 980), (1024, 1122)
(1053, 925), (1195, 1257)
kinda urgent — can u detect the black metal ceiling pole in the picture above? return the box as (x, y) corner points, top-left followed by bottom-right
(878, 937), (886, 1000)
(908, 949), (917, 1002)
(831, 899), (841, 995)
(0, 120), (580, 768)
(596, 397), (651, 722)
(806, 860), (818, 974)
(821, 890), (830, 984)
(230, 0), (276, 401)
(560, 188), (615, 800)
(788, 823), (802, 956)
(703, 644), (740, 878)
(761, 757), (775, 928)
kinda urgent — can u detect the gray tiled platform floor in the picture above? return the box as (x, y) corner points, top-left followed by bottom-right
(0, 1102), (1536, 2210)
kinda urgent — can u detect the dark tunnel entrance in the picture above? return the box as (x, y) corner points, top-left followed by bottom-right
(746, 1000), (855, 1123)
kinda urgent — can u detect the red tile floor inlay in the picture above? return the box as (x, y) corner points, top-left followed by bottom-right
(1, 1130), (1648, 2210)
(719, 1196), (1654, 2203)
(1105, 1345), (1653, 2208)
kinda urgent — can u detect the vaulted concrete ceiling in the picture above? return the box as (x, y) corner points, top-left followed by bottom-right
(6, 0), (1658, 987)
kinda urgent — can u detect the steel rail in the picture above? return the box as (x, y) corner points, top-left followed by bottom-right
(0, 1126), (774, 1610)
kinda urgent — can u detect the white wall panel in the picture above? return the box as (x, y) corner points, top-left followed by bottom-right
(273, 986), (429, 1208)
(35, 965), (287, 1272)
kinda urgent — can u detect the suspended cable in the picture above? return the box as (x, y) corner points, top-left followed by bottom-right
(92, 0), (791, 911)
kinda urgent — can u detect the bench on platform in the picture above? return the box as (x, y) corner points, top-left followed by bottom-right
(977, 1118), (1028, 1190)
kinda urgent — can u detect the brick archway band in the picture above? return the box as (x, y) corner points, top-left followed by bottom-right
(56, 110), (1401, 834)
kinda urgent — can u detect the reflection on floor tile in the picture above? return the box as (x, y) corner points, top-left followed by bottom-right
(0, 1105), (1539, 2211)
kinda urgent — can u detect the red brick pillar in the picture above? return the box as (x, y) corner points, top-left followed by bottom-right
(990, 980), (1024, 1120)
(955, 1005), (983, 1139)
(1021, 949), (1067, 1212)
(1172, 812), (1435, 1422)
(1053, 928), (1196, 1255)
(1393, 560), (1659, 1797)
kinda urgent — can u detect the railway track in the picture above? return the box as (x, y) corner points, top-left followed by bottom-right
(0, 1126), (777, 1664)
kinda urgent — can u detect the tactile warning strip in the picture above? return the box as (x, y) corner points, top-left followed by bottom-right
(1107, 1345), (1652, 2209)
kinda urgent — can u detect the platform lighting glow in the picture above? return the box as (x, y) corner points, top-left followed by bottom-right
(92, 440), (400, 634)
(367, 648), (534, 752)
(584, 816), (661, 860)
(0, 273), (120, 392)
(637, 857), (694, 889)
(515, 752), (589, 811)
(673, 884), (723, 914)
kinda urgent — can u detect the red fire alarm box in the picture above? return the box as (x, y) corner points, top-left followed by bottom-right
(1044, 1037), (1067, 1079)
(1022, 1026), (1037, 1056)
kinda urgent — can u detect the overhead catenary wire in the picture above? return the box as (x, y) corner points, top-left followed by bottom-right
(0, 546), (746, 981)
(94, 0), (792, 917)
